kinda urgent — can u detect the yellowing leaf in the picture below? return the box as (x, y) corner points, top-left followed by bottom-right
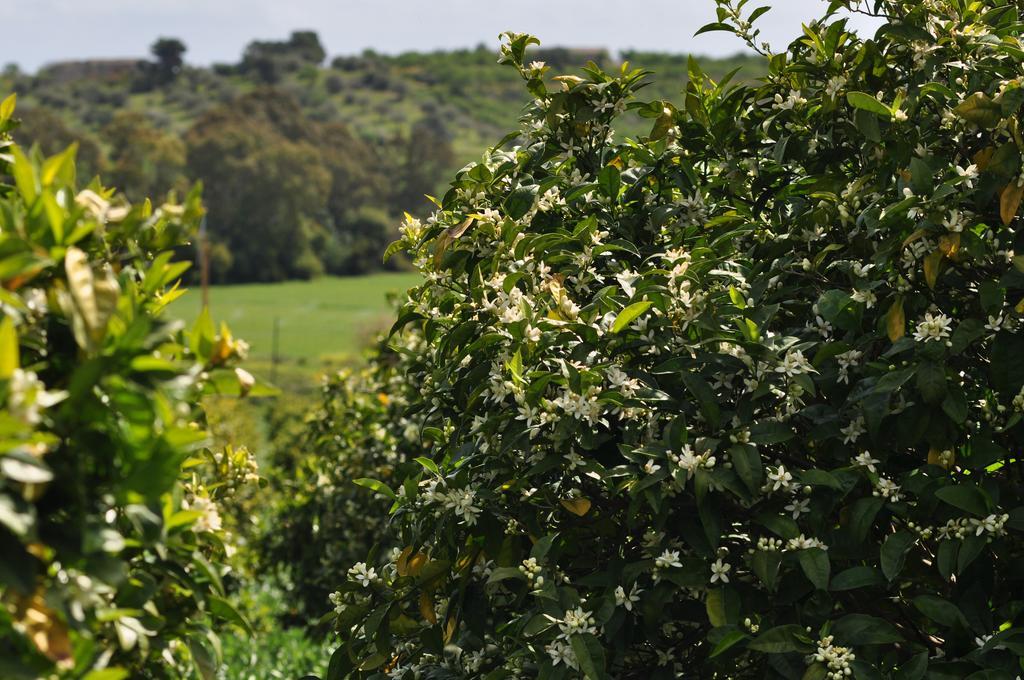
(407, 552), (428, 577)
(974, 146), (995, 170)
(444, 615), (458, 643)
(0, 93), (16, 122)
(19, 594), (73, 668)
(391, 548), (423, 577)
(433, 217), (473, 267)
(0, 316), (18, 379)
(419, 592), (437, 624)
(1001, 182), (1024, 226)
(560, 498), (592, 516)
(901, 228), (929, 250)
(923, 249), (944, 289)
(886, 298), (905, 342)
(928, 447), (955, 470)
(938, 233), (961, 258)
(64, 247), (121, 351)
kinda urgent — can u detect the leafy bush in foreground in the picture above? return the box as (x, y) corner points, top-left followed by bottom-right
(326, 1), (1024, 677)
(0, 96), (257, 678)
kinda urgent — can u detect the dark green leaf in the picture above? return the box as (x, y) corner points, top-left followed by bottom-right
(798, 548), (830, 590)
(747, 625), (812, 653)
(880, 531), (916, 581)
(934, 485), (989, 517)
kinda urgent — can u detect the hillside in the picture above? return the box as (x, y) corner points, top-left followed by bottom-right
(0, 35), (765, 282)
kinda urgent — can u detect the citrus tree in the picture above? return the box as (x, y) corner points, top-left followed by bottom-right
(325, 1), (1024, 677)
(0, 96), (260, 679)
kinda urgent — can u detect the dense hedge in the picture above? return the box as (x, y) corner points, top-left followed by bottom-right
(324, 1), (1024, 678)
(0, 96), (258, 678)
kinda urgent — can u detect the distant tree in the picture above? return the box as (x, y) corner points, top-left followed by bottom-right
(102, 111), (187, 201)
(150, 37), (186, 82)
(185, 90), (333, 281)
(241, 31), (326, 83)
(288, 30), (327, 65)
(13, 106), (105, 180)
(390, 115), (455, 215)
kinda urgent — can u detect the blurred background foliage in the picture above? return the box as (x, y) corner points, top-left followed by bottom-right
(0, 33), (762, 285)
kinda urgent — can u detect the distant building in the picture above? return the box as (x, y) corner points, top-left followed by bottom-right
(532, 47), (611, 68)
(39, 59), (144, 84)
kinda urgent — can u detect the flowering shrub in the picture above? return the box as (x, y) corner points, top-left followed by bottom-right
(257, 337), (428, 628)
(325, 1), (1024, 678)
(0, 96), (259, 678)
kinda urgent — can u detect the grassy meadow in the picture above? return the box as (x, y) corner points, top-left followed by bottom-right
(168, 272), (422, 389)
(169, 272), (421, 361)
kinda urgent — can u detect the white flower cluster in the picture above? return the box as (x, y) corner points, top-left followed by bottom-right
(348, 562), (377, 587)
(809, 634), (856, 678)
(913, 312), (953, 343)
(545, 607), (599, 670)
(7, 368), (67, 425)
(519, 557), (544, 587)
(670, 444), (716, 481)
(423, 480), (483, 526)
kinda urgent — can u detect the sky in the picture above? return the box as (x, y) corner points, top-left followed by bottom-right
(1, 0), (880, 72)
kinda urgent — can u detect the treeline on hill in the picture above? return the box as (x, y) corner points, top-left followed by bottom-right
(0, 32), (762, 283)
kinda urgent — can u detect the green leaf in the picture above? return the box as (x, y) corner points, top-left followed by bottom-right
(708, 629), (748, 658)
(832, 614), (903, 645)
(504, 185), (538, 221)
(847, 91), (892, 118)
(798, 548), (830, 590)
(694, 22), (735, 36)
(10, 146), (38, 204)
(611, 301), (652, 333)
(681, 373), (720, 428)
(598, 165), (620, 200)
(912, 595), (965, 628)
(830, 566), (884, 591)
(188, 637), (217, 680)
(853, 108), (881, 142)
(414, 456), (440, 475)
(848, 496), (884, 543)
(897, 652), (929, 680)
(747, 625), (811, 653)
(936, 539), (958, 580)
(730, 444), (762, 493)
(353, 478), (397, 500)
(934, 485), (989, 517)
(915, 362), (946, 404)
(209, 596), (253, 635)
(880, 530), (916, 581)
(705, 587), (740, 627)
(750, 550), (782, 592)
(570, 633), (607, 680)
(487, 567), (527, 584)
(957, 534), (987, 574)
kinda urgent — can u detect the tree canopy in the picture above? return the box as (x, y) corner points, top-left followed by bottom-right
(319, 1), (1024, 677)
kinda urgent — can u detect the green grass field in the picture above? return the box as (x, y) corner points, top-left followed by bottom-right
(168, 272), (422, 365)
